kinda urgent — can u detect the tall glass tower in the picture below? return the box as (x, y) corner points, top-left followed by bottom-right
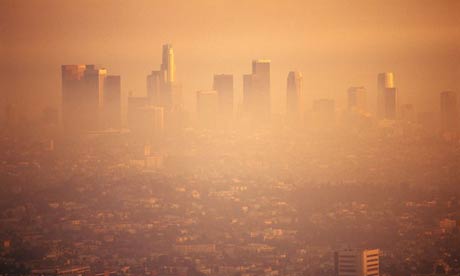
(161, 44), (175, 83)
(286, 71), (303, 120)
(377, 72), (395, 119)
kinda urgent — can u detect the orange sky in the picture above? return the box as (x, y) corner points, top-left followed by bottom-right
(1, 0), (459, 118)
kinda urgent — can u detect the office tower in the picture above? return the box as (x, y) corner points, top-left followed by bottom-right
(103, 75), (121, 129)
(383, 88), (396, 119)
(61, 64), (107, 132)
(147, 75), (182, 111)
(84, 65), (107, 109)
(213, 74), (234, 123)
(146, 44), (182, 114)
(150, 106), (165, 136)
(61, 64), (86, 130)
(143, 106), (165, 140)
(196, 90), (218, 129)
(334, 249), (380, 276)
(242, 60), (271, 122)
(168, 82), (183, 110)
(252, 59), (271, 117)
(286, 71), (303, 120)
(348, 86), (367, 113)
(440, 91), (459, 131)
(161, 44), (175, 83)
(147, 71), (162, 105)
(377, 73), (396, 119)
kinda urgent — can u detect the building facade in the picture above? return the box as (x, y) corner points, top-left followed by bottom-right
(334, 249), (380, 276)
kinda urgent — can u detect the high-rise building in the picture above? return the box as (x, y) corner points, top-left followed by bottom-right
(348, 86), (367, 113)
(440, 91), (458, 131)
(168, 83), (183, 111)
(213, 74), (234, 123)
(84, 65), (107, 110)
(383, 88), (396, 119)
(252, 59), (271, 117)
(334, 249), (380, 276)
(61, 64), (107, 132)
(146, 44), (182, 113)
(161, 44), (175, 83)
(146, 70), (163, 105)
(103, 75), (121, 129)
(377, 73), (396, 119)
(196, 90), (218, 129)
(242, 60), (271, 122)
(286, 71), (303, 120)
(145, 106), (165, 139)
(61, 64), (86, 131)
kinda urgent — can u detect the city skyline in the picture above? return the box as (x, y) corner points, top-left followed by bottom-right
(1, 0), (459, 120)
(56, 52), (458, 133)
(1, 1), (460, 275)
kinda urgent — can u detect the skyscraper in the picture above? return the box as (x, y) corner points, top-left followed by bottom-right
(146, 106), (165, 140)
(242, 59), (271, 123)
(252, 59), (271, 117)
(377, 73), (396, 119)
(147, 44), (182, 112)
(84, 65), (107, 109)
(61, 65), (86, 131)
(61, 64), (107, 132)
(346, 87), (369, 128)
(348, 86), (367, 113)
(440, 91), (459, 131)
(213, 74), (234, 124)
(383, 88), (396, 119)
(161, 44), (175, 83)
(286, 71), (303, 121)
(146, 70), (162, 105)
(334, 249), (380, 276)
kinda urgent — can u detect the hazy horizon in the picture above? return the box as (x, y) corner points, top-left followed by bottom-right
(1, 0), (459, 119)
(2, 2), (460, 275)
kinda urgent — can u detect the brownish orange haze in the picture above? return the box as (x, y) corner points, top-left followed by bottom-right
(0, 0), (459, 120)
